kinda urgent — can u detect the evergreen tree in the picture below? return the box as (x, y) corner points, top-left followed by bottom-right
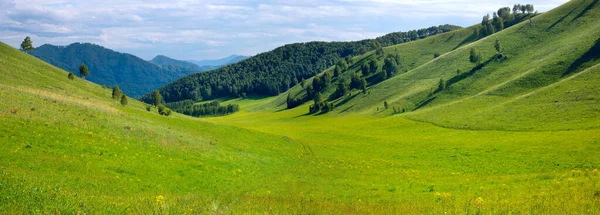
(153, 90), (162, 107)
(120, 95), (128, 106)
(438, 78), (446, 91)
(79, 63), (89, 79)
(112, 85), (123, 100)
(384, 101), (389, 109)
(20, 37), (34, 53)
(495, 39), (501, 54)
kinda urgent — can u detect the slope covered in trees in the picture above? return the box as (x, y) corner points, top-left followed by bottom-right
(142, 24), (462, 104)
(31, 43), (203, 97)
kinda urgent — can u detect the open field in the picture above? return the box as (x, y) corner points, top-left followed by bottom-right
(1, 0), (600, 214)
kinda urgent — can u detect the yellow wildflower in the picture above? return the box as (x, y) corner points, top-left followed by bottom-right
(156, 195), (165, 206)
(475, 197), (484, 207)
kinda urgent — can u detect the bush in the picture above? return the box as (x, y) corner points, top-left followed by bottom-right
(146, 105), (152, 111)
(158, 105), (172, 116)
(68, 72), (75, 80)
(434, 53), (441, 58)
(120, 95), (128, 106)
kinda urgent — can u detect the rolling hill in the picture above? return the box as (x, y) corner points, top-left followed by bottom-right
(31, 43), (204, 98)
(1, 0), (599, 214)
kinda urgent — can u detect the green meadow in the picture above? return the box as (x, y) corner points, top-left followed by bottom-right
(1, 0), (600, 214)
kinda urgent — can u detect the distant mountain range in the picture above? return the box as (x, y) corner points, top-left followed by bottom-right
(30, 43), (242, 98)
(187, 55), (248, 67)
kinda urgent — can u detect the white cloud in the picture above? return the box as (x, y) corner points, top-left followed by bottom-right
(0, 0), (568, 60)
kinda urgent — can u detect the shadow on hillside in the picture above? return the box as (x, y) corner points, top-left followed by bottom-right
(573, 0), (599, 21)
(563, 38), (600, 77)
(453, 31), (479, 51)
(334, 92), (360, 110)
(412, 56), (495, 111)
(547, 2), (581, 31)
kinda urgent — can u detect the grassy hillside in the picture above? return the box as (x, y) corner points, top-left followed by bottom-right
(320, 0), (600, 131)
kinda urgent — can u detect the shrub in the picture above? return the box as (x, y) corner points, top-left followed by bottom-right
(67, 72), (75, 80)
(434, 53), (441, 58)
(146, 105), (152, 111)
(120, 95), (128, 106)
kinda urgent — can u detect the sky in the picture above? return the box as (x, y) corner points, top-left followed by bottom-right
(0, 0), (568, 61)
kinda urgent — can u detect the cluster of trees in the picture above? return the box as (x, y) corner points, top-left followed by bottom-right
(147, 25), (462, 105)
(479, 4), (535, 36)
(166, 100), (239, 117)
(112, 85), (128, 106)
(309, 93), (334, 114)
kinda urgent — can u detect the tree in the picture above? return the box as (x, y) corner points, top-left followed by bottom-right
(334, 66), (342, 77)
(513, 4), (520, 14)
(20, 37), (34, 53)
(68, 72), (75, 80)
(520, 4), (527, 13)
(469, 48), (482, 65)
(112, 85), (123, 100)
(494, 39), (501, 54)
(376, 47), (384, 56)
(369, 59), (378, 74)
(79, 63), (89, 79)
(526, 4), (534, 14)
(383, 58), (398, 78)
(384, 101), (389, 109)
(120, 95), (128, 106)
(153, 90), (162, 107)
(438, 78), (446, 91)
(334, 79), (349, 99)
(361, 63), (370, 76)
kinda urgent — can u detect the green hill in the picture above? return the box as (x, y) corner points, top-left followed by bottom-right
(31, 43), (203, 98)
(1, 0), (599, 214)
(187, 55), (249, 67)
(268, 0), (600, 132)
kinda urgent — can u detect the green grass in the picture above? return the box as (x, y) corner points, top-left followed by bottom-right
(1, 0), (600, 214)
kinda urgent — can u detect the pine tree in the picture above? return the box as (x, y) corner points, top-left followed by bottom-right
(120, 95), (128, 106)
(153, 90), (162, 107)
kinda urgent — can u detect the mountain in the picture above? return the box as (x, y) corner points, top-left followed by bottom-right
(149, 55), (203, 70)
(143, 24), (462, 104)
(31, 43), (200, 98)
(149, 54), (216, 74)
(187, 54), (248, 67)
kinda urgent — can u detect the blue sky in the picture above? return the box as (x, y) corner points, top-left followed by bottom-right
(0, 0), (567, 61)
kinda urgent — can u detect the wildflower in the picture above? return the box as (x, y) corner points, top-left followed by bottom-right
(475, 197), (484, 207)
(156, 195), (165, 206)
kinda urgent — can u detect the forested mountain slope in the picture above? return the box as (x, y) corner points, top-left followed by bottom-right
(31, 43), (202, 97)
(143, 25), (462, 104)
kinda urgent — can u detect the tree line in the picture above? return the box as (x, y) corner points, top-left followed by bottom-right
(143, 25), (462, 105)
(165, 100), (239, 117)
(479, 4), (536, 36)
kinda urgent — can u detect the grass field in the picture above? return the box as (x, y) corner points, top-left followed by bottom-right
(1, 0), (600, 214)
